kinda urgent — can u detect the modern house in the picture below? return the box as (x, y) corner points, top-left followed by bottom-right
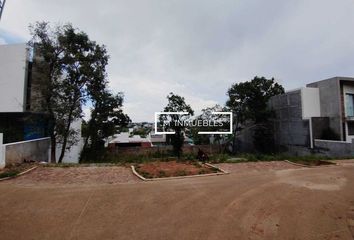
(269, 76), (354, 156)
(0, 43), (50, 143)
(0, 43), (82, 163)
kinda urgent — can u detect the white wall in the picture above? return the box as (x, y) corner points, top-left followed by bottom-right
(0, 44), (29, 112)
(55, 119), (83, 163)
(301, 87), (321, 119)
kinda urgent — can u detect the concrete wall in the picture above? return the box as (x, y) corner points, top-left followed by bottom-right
(0, 44), (29, 112)
(3, 137), (50, 166)
(55, 120), (83, 163)
(235, 124), (257, 152)
(56, 138), (83, 164)
(314, 139), (354, 157)
(307, 77), (343, 140)
(269, 89), (310, 149)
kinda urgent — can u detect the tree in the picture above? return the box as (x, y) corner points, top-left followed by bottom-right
(81, 90), (130, 161)
(190, 104), (228, 146)
(160, 93), (194, 158)
(226, 76), (284, 153)
(28, 21), (116, 163)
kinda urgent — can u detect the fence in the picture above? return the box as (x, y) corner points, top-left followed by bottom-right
(0, 133), (50, 168)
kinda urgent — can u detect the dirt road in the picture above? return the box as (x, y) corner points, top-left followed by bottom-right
(0, 161), (353, 240)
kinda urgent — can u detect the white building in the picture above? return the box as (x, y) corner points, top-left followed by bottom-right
(0, 43), (82, 163)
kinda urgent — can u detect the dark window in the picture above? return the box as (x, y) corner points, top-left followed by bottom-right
(348, 122), (354, 135)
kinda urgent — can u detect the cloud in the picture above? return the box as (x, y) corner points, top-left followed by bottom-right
(1, 0), (354, 121)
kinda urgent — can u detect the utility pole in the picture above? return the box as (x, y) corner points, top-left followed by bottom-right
(0, 0), (6, 21)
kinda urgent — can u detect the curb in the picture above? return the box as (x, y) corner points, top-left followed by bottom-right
(0, 166), (38, 182)
(284, 160), (337, 168)
(131, 163), (229, 182)
(204, 162), (229, 174)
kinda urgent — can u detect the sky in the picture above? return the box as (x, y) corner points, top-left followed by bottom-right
(1, 0), (354, 122)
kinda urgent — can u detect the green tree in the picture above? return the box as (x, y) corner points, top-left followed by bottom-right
(190, 104), (228, 146)
(226, 76), (284, 153)
(28, 21), (120, 163)
(81, 91), (130, 161)
(160, 93), (194, 158)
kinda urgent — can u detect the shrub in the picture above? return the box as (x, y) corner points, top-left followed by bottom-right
(0, 171), (19, 179)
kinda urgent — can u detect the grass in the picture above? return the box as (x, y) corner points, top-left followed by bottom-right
(78, 146), (354, 165)
(0, 170), (19, 179)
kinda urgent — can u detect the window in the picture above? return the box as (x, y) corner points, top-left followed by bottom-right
(345, 93), (354, 117)
(348, 122), (354, 135)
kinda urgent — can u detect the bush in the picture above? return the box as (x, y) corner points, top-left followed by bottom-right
(0, 171), (19, 179)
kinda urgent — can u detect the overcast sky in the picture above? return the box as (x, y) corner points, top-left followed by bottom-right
(1, 0), (354, 121)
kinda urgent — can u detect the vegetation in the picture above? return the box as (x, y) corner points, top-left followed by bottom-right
(226, 76), (285, 154)
(81, 90), (130, 162)
(29, 21), (129, 163)
(160, 93), (194, 158)
(0, 171), (19, 179)
(189, 104), (230, 148)
(130, 128), (150, 138)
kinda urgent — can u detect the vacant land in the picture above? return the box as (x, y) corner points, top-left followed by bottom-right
(135, 161), (218, 178)
(0, 160), (353, 240)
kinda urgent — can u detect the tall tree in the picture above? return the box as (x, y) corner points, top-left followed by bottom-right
(226, 76), (284, 153)
(81, 90), (130, 161)
(28, 21), (117, 163)
(160, 93), (194, 158)
(190, 104), (228, 146)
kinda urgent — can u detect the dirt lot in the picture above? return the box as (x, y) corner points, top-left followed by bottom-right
(8, 166), (139, 186)
(135, 161), (218, 178)
(0, 161), (353, 240)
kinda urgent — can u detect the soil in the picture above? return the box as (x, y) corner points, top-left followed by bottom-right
(135, 161), (218, 178)
(9, 165), (139, 185)
(1, 162), (354, 239)
(291, 159), (335, 166)
(0, 163), (36, 179)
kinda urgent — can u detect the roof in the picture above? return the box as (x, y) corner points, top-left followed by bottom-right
(109, 132), (151, 144)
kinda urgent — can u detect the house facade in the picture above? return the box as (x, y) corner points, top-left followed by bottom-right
(270, 76), (354, 156)
(0, 43), (82, 163)
(0, 43), (50, 143)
